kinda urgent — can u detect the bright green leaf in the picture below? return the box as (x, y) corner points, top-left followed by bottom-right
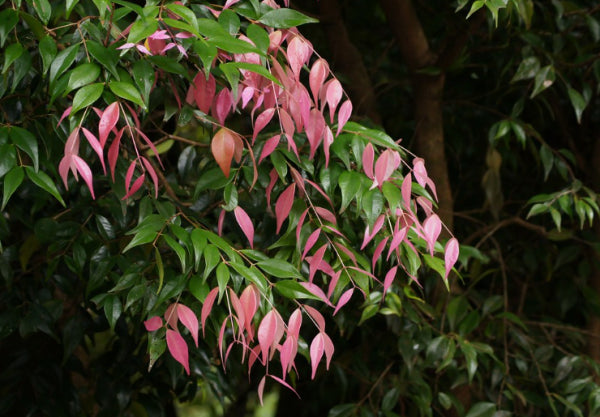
(109, 81), (145, 109)
(72, 83), (104, 114)
(2, 166), (24, 210)
(257, 8), (318, 29)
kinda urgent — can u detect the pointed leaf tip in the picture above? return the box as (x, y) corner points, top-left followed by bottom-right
(166, 329), (190, 375)
(234, 206), (255, 248)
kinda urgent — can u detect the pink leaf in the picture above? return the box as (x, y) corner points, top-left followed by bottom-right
(177, 304), (199, 347)
(275, 183), (296, 234)
(279, 108), (295, 143)
(372, 237), (389, 270)
(201, 287), (219, 336)
(310, 333), (324, 379)
(72, 155), (95, 199)
(413, 158), (428, 188)
(306, 109), (325, 160)
(361, 214), (386, 250)
(383, 266), (398, 297)
(252, 107), (276, 144)
(241, 86), (254, 108)
(309, 58), (329, 102)
(124, 160), (136, 192)
(164, 303), (179, 329)
(300, 282), (333, 307)
(269, 374), (300, 397)
(444, 238), (459, 281)
(308, 244), (327, 282)
(325, 79), (343, 123)
(334, 242), (357, 265)
(194, 72), (216, 114)
(141, 157), (159, 198)
(218, 208), (225, 236)
(387, 226), (408, 260)
(314, 207), (337, 225)
(123, 173), (145, 200)
(228, 289), (246, 339)
(416, 196), (433, 217)
(323, 126), (334, 167)
(301, 228), (321, 261)
(58, 156), (72, 189)
(336, 100), (352, 136)
(259, 135), (280, 164)
(81, 128), (105, 174)
(373, 149), (400, 188)
(214, 88), (233, 126)
(257, 375), (266, 406)
(108, 128), (124, 181)
(99, 102), (119, 148)
(287, 36), (312, 79)
(322, 332), (335, 370)
(296, 207), (310, 242)
(166, 329), (190, 375)
(240, 284), (260, 340)
(423, 214), (442, 256)
(234, 206), (254, 248)
(258, 309), (279, 363)
(144, 316), (163, 331)
(280, 336), (298, 378)
(211, 128), (236, 178)
(333, 288), (354, 316)
(363, 143), (374, 180)
(303, 304), (326, 332)
(402, 172), (412, 209)
(266, 168), (278, 208)
(136, 128), (164, 168)
(287, 308), (303, 338)
(57, 106), (72, 127)
(327, 270), (342, 299)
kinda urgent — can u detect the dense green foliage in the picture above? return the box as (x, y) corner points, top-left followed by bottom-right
(2, 0), (600, 417)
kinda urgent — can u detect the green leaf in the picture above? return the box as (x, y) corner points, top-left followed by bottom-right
(257, 8), (318, 28)
(216, 263), (230, 295)
(257, 259), (302, 279)
(38, 35), (57, 76)
(339, 171), (362, 212)
(275, 280), (321, 301)
(2, 43), (24, 74)
(125, 284), (146, 310)
(67, 63), (101, 93)
(219, 62), (240, 98)
(209, 35), (262, 55)
(49, 44), (80, 86)
(25, 166), (65, 206)
(87, 41), (119, 78)
(193, 39), (218, 73)
(72, 83), (104, 114)
(466, 1), (485, 19)
(247, 24), (270, 54)
(328, 404), (357, 417)
(464, 402), (496, 417)
(0, 9), (19, 48)
(133, 59), (155, 105)
(165, 4), (199, 32)
(123, 228), (157, 252)
(10, 50), (31, 92)
(0, 144), (16, 178)
(358, 304), (378, 325)
(228, 262), (269, 294)
(220, 62), (281, 85)
(66, 0), (79, 18)
(109, 81), (145, 109)
(539, 145), (554, 180)
(526, 202), (548, 218)
(459, 339), (478, 383)
(31, 0), (52, 24)
(103, 294), (122, 330)
(163, 235), (187, 273)
(190, 228), (207, 271)
(218, 9), (241, 35)
(128, 18), (158, 44)
(147, 55), (187, 76)
(10, 127), (38, 172)
(511, 56), (540, 82)
(203, 244), (220, 279)
(2, 166), (24, 210)
(549, 207), (561, 231)
(530, 65), (555, 98)
(567, 87), (587, 124)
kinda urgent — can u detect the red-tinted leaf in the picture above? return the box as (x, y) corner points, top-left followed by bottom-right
(333, 288), (354, 316)
(309, 58), (329, 102)
(423, 214), (442, 256)
(141, 156), (159, 198)
(257, 375), (266, 406)
(401, 172), (412, 209)
(194, 72), (216, 114)
(144, 316), (163, 331)
(269, 374), (300, 397)
(218, 208), (225, 236)
(252, 107), (276, 144)
(123, 172), (144, 200)
(166, 329), (190, 375)
(164, 303), (179, 330)
(280, 336), (297, 378)
(241, 86), (254, 108)
(240, 284), (260, 340)
(287, 308), (303, 338)
(108, 127), (124, 181)
(279, 108), (295, 143)
(275, 183), (295, 234)
(177, 304), (199, 347)
(301, 228), (321, 261)
(387, 226), (408, 260)
(361, 214), (385, 250)
(336, 100), (352, 136)
(218, 317), (228, 364)
(201, 287), (219, 336)
(327, 270), (342, 299)
(99, 102), (119, 148)
(308, 243), (327, 282)
(310, 333), (324, 379)
(234, 206), (254, 248)
(228, 289), (246, 339)
(306, 109), (325, 160)
(303, 304), (326, 332)
(57, 106), (72, 127)
(258, 309), (278, 363)
(444, 237), (459, 281)
(296, 207), (310, 242)
(81, 128), (105, 174)
(372, 237), (389, 270)
(259, 135), (280, 164)
(211, 128), (236, 178)
(323, 126), (334, 168)
(383, 266), (398, 297)
(136, 128), (164, 168)
(124, 160), (136, 193)
(72, 155), (95, 199)
(413, 157), (428, 188)
(363, 143), (374, 180)
(334, 242), (357, 265)
(289, 167), (307, 197)
(214, 88), (233, 126)
(314, 206), (336, 224)
(325, 79), (343, 123)
(59, 156), (72, 189)
(266, 168), (278, 208)
(287, 36), (311, 79)
(300, 282), (333, 307)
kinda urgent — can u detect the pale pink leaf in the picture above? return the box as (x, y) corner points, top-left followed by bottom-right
(287, 308), (303, 338)
(416, 196), (433, 217)
(325, 79), (343, 123)
(279, 108), (295, 143)
(241, 86), (254, 108)
(423, 214), (442, 256)
(333, 288), (354, 316)
(362, 143), (374, 180)
(279, 336), (297, 378)
(141, 157), (159, 198)
(303, 304), (325, 332)
(218, 317), (228, 364)
(166, 329), (190, 375)
(240, 284), (260, 340)
(58, 156), (72, 189)
(401, 173), (412, 209)
(81, 128), (105, 174)
(387, 227), (408, 260)
(301, 228), (321, 261)
(309, 58), (329, 102)
(383, 266), (398, 296)
(269, 374), (300, 397)
(108, 128), (124, 181)
(228, 289), (246, 339)
(361, 214), (385, 250)
(257, 375), (266, 406)
(327, 270), (342, 299)
(144, 316), (163, 331)
(259, 135), (280, 164)
(287, 36), (311, 79)
(275, 183), (296, 234)
(201, 287), (219, 336)
(258, 309), (278, 363)
(57, 106), (72, 127)
(248, 345), (262, 374)
(99, 102), (119, 148)
(336, 100), (352, 136)
(306, 109), (325, 160)
(310, 333), (325, 379)
(374, 149), (400, 188)
(426, 177), (438, 202)
(252, 107), (276, 144)
(64, 127), (80, 158)
(323, 126), (334, 167)
(300, 282), (333, 307)
(234, 206), (254, 248)
(177, 304), (199, 347)
(444, 238), (459, 281)
(72, 155), (95, 199)
(321, 332), (335, 370)
(413, 157), (428, 188)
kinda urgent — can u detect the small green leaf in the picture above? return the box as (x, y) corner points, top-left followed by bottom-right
(2, 43), (24, 74)
(0, 9), (19, 48)
(275, 280), (321, 301)
(133, 59), (155, 105)
(165, 4), (199, 32)
(0, 144), (16, 178)
(32, 0), (52, 24)
(72, 83), (104, 114)
(257, 259), (302, 279)
(511, 56), (540, 82)
(203, 244), (220, 279)
(109, 81), (145, 109)
(66, 0), (80, 18)
(49, 44), (80, 85)
(539, 145), (554, 180)
(567, 87), (587, 124)
(67, 63), (101, 93)
(530, 65), (555, 98)
(103, 295), (122, 330)
(147, 55), (187, 76)
(257, 8), (318, 28)
(38, 36), (57, 76)
(163, 234), (187, 273)
(358, 304), (378, 325)
(466, 0), (485, 19)
(216, 263), (230, 295)
(9, 127), (38, 172)
(125, 284), (146, 310)
(459, 339), (478, 383)
(218, 9), (240, 35)
(128, 18), (158, 44)
(549, 207), (561, 231)
(247, 24), (270, 54)
(2, 166), (24, 210)
(123, 228), (157, 252)
(87, 41), (119, 78)
(25, 166), (65, 206)
(526, 203), (548, 218)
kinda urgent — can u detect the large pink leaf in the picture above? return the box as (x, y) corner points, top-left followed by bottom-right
(413, 157), (428, 188)
(309, 58), (329, 102)
(99, 102), (119, 148)
(287, 308), (303, 338)
(401, 172), (412, 209)
(234, 206), (254, 248)
(372, 237), (389, 270)
(258, 309), (279, 363)
(303, 304), (326, 332)
(444, 238), (459, 281)
(308, 244), (327, 283)
(306, 109), (325, 160)
(72, 155), (95, 199)
(310, 333), (324, 379)
(194, 72), (216, 114)
(259, 135), (280, 164)
(108, 127), (124, 181)
(275, 183), (295, 234)
(373, 149), (400, 189)
(214, 88), (233, 126)
(279, 108), (296, 143)
(327, 270), (342, 299)
(211, 128), (236, 178)
(333, 288), (354, 316)
(252, 107), (276, 144)
(383, 266), (398, 297)
(166, 329), (190, 375)
(144, 316), (163, 331)
(287, 36), (312, 79)
(301, 228), (321, 261)
(336, 100), (352, 136)
(201, 287), (219, 336)
(416, 196), (433, 217)
(325, 79), (343, 123)
(423, 214), (442, 256)
(81, 128), (105, 174)
(177, 304), (199, 347)
(300, 282), (333, 307)
(334, 242), (357, 265)
(240, 284), (260, 340)
(362, 143), (374, 180)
